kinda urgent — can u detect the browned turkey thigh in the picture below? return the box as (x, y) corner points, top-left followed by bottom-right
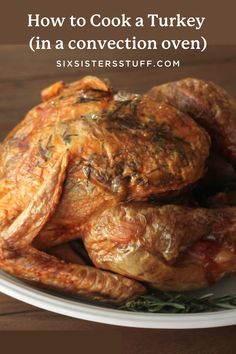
(85, 204), (236, 291)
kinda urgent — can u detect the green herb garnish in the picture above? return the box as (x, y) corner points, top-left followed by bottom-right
(119, 292), (236, 313)
(62, 132), (79, 145)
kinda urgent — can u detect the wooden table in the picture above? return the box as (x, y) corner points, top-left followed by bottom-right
(0, 45), (236, 352)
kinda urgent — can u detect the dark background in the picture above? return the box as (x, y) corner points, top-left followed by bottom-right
(1, 0), (236, 45)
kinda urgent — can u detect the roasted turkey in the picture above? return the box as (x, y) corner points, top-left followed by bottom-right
(0, 76), (236, 302)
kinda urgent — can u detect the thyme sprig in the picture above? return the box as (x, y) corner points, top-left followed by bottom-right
(119, 292), (236, 313)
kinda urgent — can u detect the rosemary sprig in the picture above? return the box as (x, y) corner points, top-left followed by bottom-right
(118, 292), (236, 313)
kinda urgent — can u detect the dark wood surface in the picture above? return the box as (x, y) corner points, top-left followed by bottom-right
(0, 45), (236, 352)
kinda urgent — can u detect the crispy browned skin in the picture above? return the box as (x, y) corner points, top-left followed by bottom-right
(147, 78), (236, 166)
(13, 76), (208, 249)
(1, 76), (236, 301)
(85, 204), (236, 291)
(0, 152), (144, 301)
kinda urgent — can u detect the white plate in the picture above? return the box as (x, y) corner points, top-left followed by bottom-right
(1, 270), (236, 329)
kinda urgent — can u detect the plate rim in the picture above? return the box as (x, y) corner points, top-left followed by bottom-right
(1, 271), (236, 329)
